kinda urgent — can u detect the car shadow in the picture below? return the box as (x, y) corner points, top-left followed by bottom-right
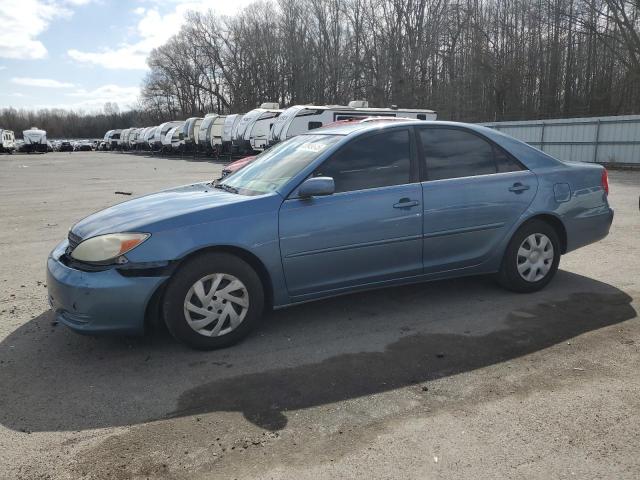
(0, 271), (635, 433)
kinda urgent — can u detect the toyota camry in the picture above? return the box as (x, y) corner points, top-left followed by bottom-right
(47, 121), (613, 349)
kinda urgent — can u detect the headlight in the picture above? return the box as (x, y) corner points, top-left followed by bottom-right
(70, 233), (150, 263)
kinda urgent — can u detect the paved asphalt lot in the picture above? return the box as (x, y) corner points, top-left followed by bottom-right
(0, 151), (638, 479)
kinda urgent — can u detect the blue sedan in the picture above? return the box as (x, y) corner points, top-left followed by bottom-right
(47, 121), (613, 349)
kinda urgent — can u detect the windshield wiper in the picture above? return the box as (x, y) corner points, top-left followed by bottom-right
(213, 182), (239, 194)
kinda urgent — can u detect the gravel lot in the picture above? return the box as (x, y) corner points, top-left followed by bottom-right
(0, 151), (639, 480)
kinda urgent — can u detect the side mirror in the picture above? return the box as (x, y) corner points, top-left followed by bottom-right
(298, 177), (335, 198)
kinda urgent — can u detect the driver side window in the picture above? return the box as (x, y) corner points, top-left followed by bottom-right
(314, 129), (411, 193)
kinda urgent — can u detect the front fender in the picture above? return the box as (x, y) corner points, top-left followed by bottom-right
(124, 196), (290, 307)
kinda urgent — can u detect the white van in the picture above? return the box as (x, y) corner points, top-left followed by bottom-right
(0, 129), (16, 153)
(232, 103), (282, 153)
(268, 102), (437, 146)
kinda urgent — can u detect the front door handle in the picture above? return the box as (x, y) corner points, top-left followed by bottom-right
(509, 183), (530, 193)
(393, 198), (420, 208)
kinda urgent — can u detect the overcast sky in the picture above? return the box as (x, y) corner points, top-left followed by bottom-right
(0, 0), (252, 112)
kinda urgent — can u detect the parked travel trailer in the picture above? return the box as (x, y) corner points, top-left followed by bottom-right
(103, 130), (114, 148)
(171, 125), (185, 152)
(119, 129), (131, 150)
(119, 129), (128, 148)
(268, 101), (437, 146)
(152, 122), (182, 150)
(135, 127), (151, 150)
(197, 114), (218, 153)
(142, 127), (160, 150)
(22, 127), (48, 153)
(162, 122), (185, 153)
(106, 129), (122, 150)
(127, 128), (140, 149)
(0, 129), (16, 153)
(232, 103), (282, 153)
(221, 114), (242, 154)
(181, 117), (203, 153)
(208, 115), (227, 154)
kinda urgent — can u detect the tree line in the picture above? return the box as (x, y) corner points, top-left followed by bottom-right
(2, 0), (639, 139)
(141, 0), (640, 122)
(0, 106), (154, 140)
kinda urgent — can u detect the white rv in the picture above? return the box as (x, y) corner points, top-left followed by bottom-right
(145, 127), (159, 150)
(120, 129), (132, 150)
(152, 121), (182, 150)
(103, 130), (114, 148)
(197, 114), (218, 152)
(135, 127), (152, 149)
(22, 127), (48, 153)
(181, 117), (203, 152)
(221, 114), (242, 154)
(208, 115), (227, 153)
(232, 103), (282, 153)
(268, 102), (437, 146)
(0, 129), (16, 153)
(128, 128), (140, 149)
(162, 122), (185, 153)
(105, 129), (122, 150)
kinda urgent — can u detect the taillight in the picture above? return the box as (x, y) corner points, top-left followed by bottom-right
(601, 169), (609, 195)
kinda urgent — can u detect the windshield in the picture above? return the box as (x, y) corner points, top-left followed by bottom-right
(218, 134), (341, 196)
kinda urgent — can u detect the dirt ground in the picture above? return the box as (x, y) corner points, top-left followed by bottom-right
(0, 151), (638, 480)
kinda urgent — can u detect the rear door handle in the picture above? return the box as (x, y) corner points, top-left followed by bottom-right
(393, 198), (420, 208)
(509, 183), (530, 193)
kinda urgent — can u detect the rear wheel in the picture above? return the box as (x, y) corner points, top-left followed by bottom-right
(162, 252), (264, 349)
(497, 219), (561, 293)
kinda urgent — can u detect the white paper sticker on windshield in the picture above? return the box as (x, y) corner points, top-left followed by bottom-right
(299, 142), (328, 153)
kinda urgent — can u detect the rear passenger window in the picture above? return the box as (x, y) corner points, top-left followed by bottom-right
(494, 147), (524, 172)
(419, 128), (496, 180)
(315, 130), (411, 193)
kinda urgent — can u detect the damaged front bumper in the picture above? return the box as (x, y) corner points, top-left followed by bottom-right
(46, 241), (168, 335)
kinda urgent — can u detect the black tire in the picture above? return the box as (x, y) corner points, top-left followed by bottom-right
(497, 219), (561, 293)
(162, 252), (264, 350)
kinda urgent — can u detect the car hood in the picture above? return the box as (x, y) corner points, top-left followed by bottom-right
(71, 182), (260, 239)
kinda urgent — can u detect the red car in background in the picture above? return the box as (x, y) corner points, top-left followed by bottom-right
(220, 155), (256, 178)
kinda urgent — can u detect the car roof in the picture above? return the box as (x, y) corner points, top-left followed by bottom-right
(306, 119), (562, 170)
(308, 119), (488, 136)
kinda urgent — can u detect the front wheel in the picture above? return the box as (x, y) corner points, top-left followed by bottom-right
(497, 220), (561, 293)
(162, 252), (264, 349)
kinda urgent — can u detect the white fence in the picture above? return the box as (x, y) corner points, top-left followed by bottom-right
(482, 114), (640, 165)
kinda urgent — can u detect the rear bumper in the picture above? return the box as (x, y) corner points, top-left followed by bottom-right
(46, 241), (168, 335)
(565, 206), (614, 253)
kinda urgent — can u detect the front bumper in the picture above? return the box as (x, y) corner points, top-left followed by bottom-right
(46, 241), (168, 335)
